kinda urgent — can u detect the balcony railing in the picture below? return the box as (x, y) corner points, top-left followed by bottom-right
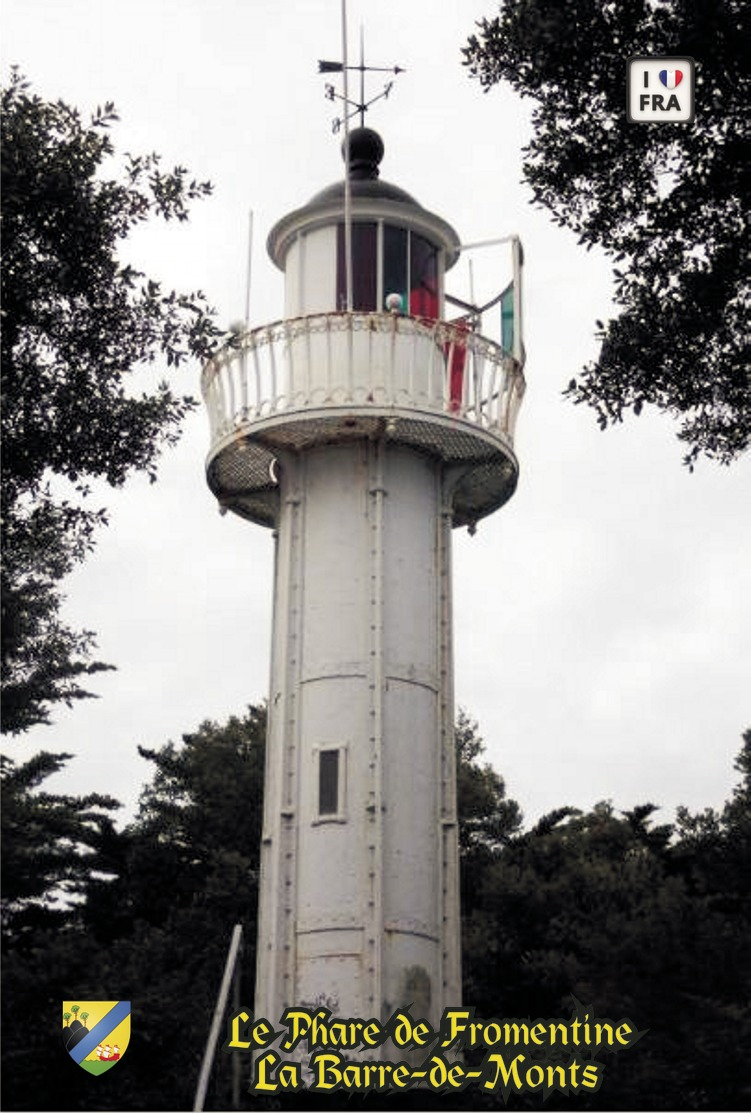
(201, 311), (525, 453)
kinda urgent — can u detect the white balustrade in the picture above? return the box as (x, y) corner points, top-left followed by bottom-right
(201, 312), (525, 451)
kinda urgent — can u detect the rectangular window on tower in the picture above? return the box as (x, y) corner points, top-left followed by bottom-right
(315, 745), (347, 822)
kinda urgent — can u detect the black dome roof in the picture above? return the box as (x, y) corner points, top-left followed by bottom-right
(309, 176), (418, 206)
(308, 127), (418, 206)
(267, 126), (461, 270)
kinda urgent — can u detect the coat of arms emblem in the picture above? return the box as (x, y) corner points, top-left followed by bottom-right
(62, 1001), (131, 1074)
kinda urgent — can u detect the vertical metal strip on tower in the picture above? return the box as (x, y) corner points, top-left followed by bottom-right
(367, 438), (386, 1016)
(262, 457), (305, 1015)
(285, 462), (306, 1010)
(438, 480), (461, 1007)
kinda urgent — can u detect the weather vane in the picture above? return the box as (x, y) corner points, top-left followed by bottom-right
(318, 29), (404, 133)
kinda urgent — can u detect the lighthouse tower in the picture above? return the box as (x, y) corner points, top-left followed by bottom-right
(202, 126), (524, 1051)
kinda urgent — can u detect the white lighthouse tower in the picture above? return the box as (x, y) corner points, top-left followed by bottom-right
(202, 125), (525, 1054)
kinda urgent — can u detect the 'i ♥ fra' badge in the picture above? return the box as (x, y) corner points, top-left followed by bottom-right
(627, 57), (695, 122)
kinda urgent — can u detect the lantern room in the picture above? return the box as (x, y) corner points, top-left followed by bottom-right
(201, 128), (525, 532)
(268, 127), (460, 320)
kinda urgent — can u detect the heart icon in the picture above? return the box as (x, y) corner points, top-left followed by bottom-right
(659, 69), (683, 89)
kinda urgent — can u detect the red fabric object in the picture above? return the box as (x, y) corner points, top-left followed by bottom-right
(447, 319), (471, 411)
(409, 285), (438, 319)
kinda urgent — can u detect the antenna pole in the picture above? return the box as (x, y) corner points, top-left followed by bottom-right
(193, 924), (243, 1112)
(511, 235), (523, 364)
(231, 943), (241, 1109)
(468, 258), (479, 331)
(360, 25), (365, 127)
(244, 210), (254, 325)
(341, 0), (353, 311)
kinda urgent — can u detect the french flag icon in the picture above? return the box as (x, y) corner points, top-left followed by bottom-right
(659, 69), (683, 89)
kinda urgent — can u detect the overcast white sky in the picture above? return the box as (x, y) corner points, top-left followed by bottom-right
(3, 0), (749, 830)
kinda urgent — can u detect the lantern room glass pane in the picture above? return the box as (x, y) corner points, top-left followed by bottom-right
(383, 226), (408, 312)
(337, 223), (440, 318)
(337, 223), (377, 310)
(410, 233), (439, 319)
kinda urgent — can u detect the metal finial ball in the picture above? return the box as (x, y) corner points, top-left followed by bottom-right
(342, 127), (384, 179)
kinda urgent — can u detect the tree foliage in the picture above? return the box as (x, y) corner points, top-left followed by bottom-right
(84, 707), (267, 1111)
(89, 706), (266, 948)
(1, 707), (267, 1112)
(461, 740), (751, 1110)
(464, 0), (750, 467)
(1, 70), (222, 734)
(456, 708), (523, 855)
(0, 751), (120, 940)
(2, 712), (749, 1110)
